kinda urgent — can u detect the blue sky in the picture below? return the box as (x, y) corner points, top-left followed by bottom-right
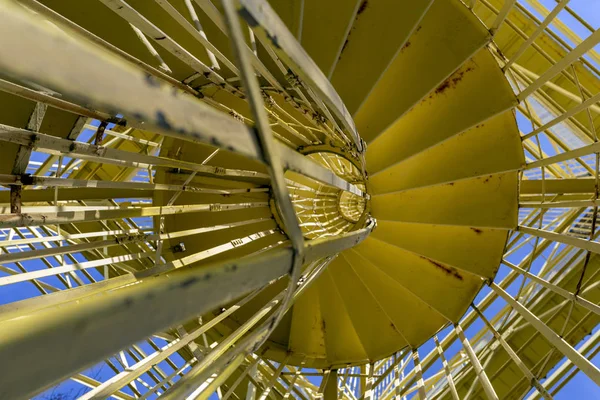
(514, 3), (600, 399)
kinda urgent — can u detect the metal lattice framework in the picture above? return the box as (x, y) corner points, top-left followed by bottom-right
(0, 0), (598, 399)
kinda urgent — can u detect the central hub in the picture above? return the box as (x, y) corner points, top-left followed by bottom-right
(286, 151), (367, 240)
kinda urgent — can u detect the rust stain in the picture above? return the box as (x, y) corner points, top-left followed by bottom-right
(357, 0), (369, 15)
(475, 123), (485, 129)
(432, 66), (475, 96)
(321, 319), (327, 334)
(434, 80), (451, 95)
(341, 39), (349, 55)
(338, 31), (353, 60)
(338, 0), (369, 61)
(401, 40), (411, 52)
(470, 227), (483, 234)
(420, 256), (463, 280)
(416, 25), (422, 33)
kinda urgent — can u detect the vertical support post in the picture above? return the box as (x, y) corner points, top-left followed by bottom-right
(393, 353), (402, 399)
(363, 363), (374, 400)
(360, 364), (366, 396)
(489, 282), (600, 386)
(10, 101), (47, 213)
(412, 348), (426, 400)
(323, 368), (338, 400)
(318, 370), (331, 398)
(455, 324), (499, 400)
(471, 305), (553, 399)
(434, 335), (459, 400)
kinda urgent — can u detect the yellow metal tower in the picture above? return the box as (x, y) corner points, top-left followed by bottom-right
(0, 0), (598, 399)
